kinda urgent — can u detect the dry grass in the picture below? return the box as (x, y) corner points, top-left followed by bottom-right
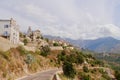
(0, 47), (56, 80)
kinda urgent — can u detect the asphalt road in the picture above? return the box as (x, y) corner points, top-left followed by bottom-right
(17, 69), (59, 80)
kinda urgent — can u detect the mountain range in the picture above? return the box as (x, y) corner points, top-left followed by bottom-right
(44, 35), (120, 53)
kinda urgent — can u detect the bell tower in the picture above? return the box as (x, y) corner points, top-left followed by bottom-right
(27, 26), (32, 37)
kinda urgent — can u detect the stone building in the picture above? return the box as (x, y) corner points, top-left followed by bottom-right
(0, 18), (19, 44)
(32, 30), (41, 41)
(27, 26), (42, 42)
(27, 26), (32, 37)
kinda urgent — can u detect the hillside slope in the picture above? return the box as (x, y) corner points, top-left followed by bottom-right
(0, 35), (117, 80)
(0, 46), (55, 80)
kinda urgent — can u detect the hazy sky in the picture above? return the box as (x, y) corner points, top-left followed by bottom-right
(0, 0), (120, 40)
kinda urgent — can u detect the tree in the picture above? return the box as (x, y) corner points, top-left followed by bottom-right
(53, 42), (59, 46)
(115, 71), (120, 80)
(66, 54), (76, 63)
(40, 45), (50, 57)
(57, 53), (66, 63)
(23, 38), (28, 45)
(83, 75), (91, 80)
(78, 72), (91, 80)
(36, 36), (40, 39)
(76, 54), (84, 64)
(62, 61), (76, 79)
(83, 65), (89, 72)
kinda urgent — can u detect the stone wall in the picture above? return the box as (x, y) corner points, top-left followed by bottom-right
(50, 46), (63, 51)
(23, 46), (36, 52)
(0, 37), (17, 51)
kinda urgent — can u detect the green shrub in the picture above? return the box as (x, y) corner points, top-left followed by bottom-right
(66, 54), (76, 63)
(78, 72), (91, 80)
(76, 52), (84, 64)
(23, 38), (28, 45)
(36, 36), (40, 39)
(99, 68), (105, 74)
(25, 54), (35, 64)
(35, 50), (41, 55)
(83, 65), (89, 73)
(57, 53), (66, 61)
(83, 75), (91, 80)
(62, 61), (76, 79)
(17, 46), (28, 55)
(40, 45), (50, 57)
(57, 52), (66, 64)
(90, 60), (104, 67)
(115, 71), (120, 80)
(91, 69), (97, 73)
(102, 74), (111, 80)
(53, 43), (59, 46)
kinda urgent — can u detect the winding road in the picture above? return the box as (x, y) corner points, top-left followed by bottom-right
(17, 69), (59, 80)
(17, 67), (114, 80)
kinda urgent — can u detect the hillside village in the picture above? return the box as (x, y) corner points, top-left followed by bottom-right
(0, 18), (119, 80)
(0, 18), (73, 52)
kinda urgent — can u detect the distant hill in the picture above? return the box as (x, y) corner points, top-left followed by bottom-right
(66, 37), (120, 53)
(44, 35), (120, 53)
(82, 37), (120, 53)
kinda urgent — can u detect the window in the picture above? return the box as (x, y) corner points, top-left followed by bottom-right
(4, 25), (9, 28)
(4, 31), (8, 36)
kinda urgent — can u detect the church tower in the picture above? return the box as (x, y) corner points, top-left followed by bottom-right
(27, 26), (32, 37)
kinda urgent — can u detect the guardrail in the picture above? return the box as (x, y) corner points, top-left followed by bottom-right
(51, 71), (62, 80)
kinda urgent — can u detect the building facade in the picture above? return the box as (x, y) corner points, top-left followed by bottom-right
(32, 30), (41, 41)
(0, 18), (19, 44)
(27, 27), (42, 42)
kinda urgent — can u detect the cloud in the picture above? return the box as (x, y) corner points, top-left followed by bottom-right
(101, 24), (120, 39)
(0, 0), (120, 40)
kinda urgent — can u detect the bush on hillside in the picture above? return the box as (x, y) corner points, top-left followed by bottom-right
(20, 32), (25, 38)
(57, 53), (66, 64)
(115, 71), (120, 80)
(53, 42), (59, 46)
(58, 50), (84, 63)
(17, 46), (28, 55)
(102, 74), (111, 80)
(25, 54), (35, 64)
(83, 75), (91, 80)
(23, 38), (28, 45)
(83, 65), (89, 73)
(66, 54), (76, 63)
(35, 50), (41, 55)
(90, 60), (104, 67)
(62, 61), (76, 79)
(76, 53), (84, 64)
(78, 72), (91, 80)
(40, 45), (50, 57)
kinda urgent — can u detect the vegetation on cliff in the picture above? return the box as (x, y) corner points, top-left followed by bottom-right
(0, 38), (118, 80)
(56, 48), (115, 80)
(0, 46), (55, 80)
